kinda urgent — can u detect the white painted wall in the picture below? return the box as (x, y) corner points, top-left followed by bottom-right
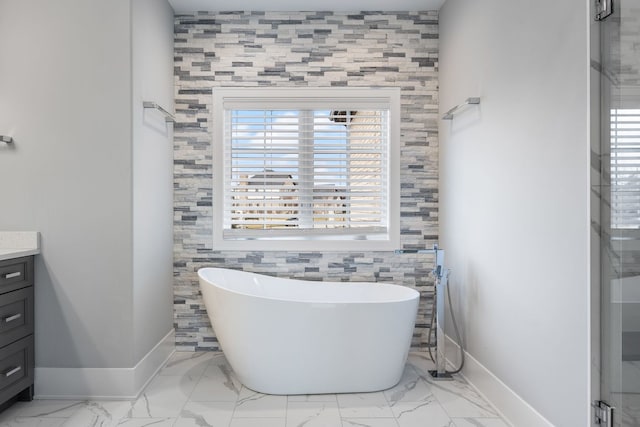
(0, 0), (134, 369)
(132, 0), (175, 364)
(438, 1), (591, 426)
(0, 0), (174, 396)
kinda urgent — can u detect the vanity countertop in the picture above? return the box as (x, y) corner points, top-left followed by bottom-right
(0, 232), (40, 261)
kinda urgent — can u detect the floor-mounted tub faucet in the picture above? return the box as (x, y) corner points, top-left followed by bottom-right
(394, 244), (445, 281)
(394, 244), (453, 380)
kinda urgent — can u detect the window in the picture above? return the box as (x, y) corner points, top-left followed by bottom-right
(213, 87), (400, 250)
(611, 108), (640, 229)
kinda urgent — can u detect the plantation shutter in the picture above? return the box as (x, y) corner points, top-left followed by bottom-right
(611, 108), (640, 229)
(222, 105), (390, 240)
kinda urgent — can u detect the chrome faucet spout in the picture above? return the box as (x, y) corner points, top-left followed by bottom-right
(394, 244), (445, 280)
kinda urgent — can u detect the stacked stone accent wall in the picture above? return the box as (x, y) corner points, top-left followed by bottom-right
(174, 11), (439, 351)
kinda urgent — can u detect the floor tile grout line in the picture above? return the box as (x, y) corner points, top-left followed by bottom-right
(336, 391), (345, 425)
(166, 353), (214, 427)
(282, 389), (288, 427)
(452, 369), (511, 424)
(427, 374), (465, 421)
(428, 373), (506, 421)
(204, 354), (236, 427)
(379, 379), (403, 427)
(229, 385), (247, 424)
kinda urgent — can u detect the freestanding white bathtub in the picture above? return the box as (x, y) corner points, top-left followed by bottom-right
(198, 267), (419, 395)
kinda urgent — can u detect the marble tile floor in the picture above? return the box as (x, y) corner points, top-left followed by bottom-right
(0, 352), (510, 427)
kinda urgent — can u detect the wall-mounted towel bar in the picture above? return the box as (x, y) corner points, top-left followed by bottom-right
(442, 97), (480, 120)
(0, 136), (14, 144)
(143, 101), (175, 123)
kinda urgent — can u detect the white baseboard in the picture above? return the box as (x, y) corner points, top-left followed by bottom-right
(444, 335), (554, 427)
(35, 329), (175, 400)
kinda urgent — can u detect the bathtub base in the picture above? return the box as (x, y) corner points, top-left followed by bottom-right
(233, 354), (408, 396)
(240, 379), (403, 396)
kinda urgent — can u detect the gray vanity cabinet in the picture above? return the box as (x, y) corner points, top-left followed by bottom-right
(0, 256), (34, 409)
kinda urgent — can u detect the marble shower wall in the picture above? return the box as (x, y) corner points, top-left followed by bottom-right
(173, 11), (440, 351)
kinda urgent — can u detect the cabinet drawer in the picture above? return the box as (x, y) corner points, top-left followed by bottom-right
(0, 336), (33, 402)
(0, 257), (33, 295)
(0, 287), (33, 347)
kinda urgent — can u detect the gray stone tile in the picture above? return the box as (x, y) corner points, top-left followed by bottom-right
(173, 11), (441, 351)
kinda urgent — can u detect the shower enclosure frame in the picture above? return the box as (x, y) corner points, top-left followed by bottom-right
(593, 0), (640, 425)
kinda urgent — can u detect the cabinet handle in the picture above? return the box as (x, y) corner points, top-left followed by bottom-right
(4, 366), (21, 377)
(4, 314), (21, 323)
(4, 272), (20, 279)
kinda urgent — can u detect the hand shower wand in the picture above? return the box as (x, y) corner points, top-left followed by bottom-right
(394, 245), (455, 380)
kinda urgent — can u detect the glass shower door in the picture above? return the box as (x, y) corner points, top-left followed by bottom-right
(600, 1), (640, 425)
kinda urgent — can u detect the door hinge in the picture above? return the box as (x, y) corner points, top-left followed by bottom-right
(594, 400), (613, 426)
(595, 0), (614, 21)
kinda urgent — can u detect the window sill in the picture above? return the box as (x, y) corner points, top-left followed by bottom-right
(213, 235), (400, 252)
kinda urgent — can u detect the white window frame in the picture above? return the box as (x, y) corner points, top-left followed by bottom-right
(212, 87), (401, 251)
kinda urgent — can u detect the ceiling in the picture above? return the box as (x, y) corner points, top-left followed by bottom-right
(168, 0), (445, 13)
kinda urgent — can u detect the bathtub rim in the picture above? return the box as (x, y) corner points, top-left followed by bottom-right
(197, 267), (420, 305)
